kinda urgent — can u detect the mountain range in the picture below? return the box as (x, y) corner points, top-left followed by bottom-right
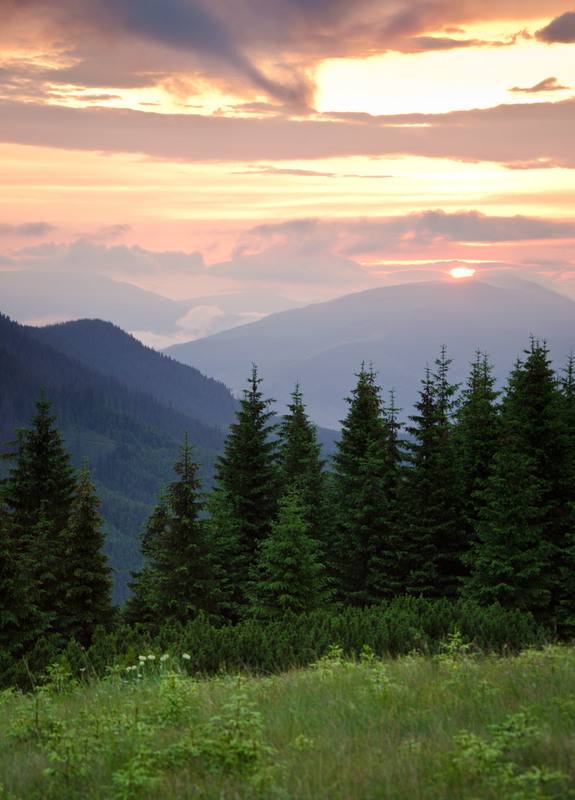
(165, 277), (575, 429)
(0, 269), (302, 345)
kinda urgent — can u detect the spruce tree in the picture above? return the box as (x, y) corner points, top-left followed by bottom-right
(398, 351), (463, 598)
(453, 352), (501, 546)
(559, 354), (575, 629)
(211, 366), (278, 615)
(464, 424), (552, 614)
(248, 484), (330, 618)
(127, 435), (221, 625)
(1, 397), (78, 643)
(2, 396), (77, 540)
(277, 384), (330, 546)
(0, 506), (44, 665)
(332, 365), (402, 605)
(63, 466), (114, 645)
(501, 339), (573, 620)
(125, 495), (171, 626)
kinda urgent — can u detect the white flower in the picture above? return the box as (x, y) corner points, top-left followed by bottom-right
(160, 653), (169, 662)
(182, 653), (191, 661)
(147, 654), (156, 661)
(138, 655), (147, 662)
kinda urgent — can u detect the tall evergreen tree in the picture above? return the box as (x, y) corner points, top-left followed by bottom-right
(1, 397), (78, 643)
(559, 354), (575, 629)
(464, 424), (552, 614)
(211, 366), (278, 616)
(248, 484), (330, 619)
(498, 339), (574, 621)
(332, 365), (402, 605)
(1, 396), (77, 541)
(277, 384), (330, 545)
(63, 466), (114, 645)
(127, 435), (221, 625)
(453, 352), (501, 546)
(398, 351), (463, 598)
(0, 506), (44, 665)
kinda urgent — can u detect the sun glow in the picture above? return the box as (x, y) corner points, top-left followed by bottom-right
(449, 266), (476, 279)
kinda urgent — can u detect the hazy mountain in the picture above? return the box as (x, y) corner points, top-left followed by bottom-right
(0, 270), (189, 333)
(0, 269), (303, 345)
(0, 312), (238, 602)
(165, 278), (575, 429)
(29, 319), (238, 431)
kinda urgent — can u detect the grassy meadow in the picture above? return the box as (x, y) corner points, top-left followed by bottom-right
(1, 637), (575, 799)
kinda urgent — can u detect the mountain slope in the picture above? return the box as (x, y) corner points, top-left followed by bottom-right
(0, 313), (237, 603)
(165, 278), (575, 428)
(29, 319), (238, 430)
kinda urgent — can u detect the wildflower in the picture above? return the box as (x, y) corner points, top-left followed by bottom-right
(160, 653), (169, 662)
(182, 653), (191, 661)
(138, 655), (147, 663)
(147, 654), (156, 661)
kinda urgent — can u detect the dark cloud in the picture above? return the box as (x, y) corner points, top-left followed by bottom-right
(242, 165), (396, 178)
(4, 0), (571, 106)
(1, 96), (574, 169)
(247, 212), (575, 261)
(7, 237), (206, 277)
(0, 221), (57, 237)
(406, 36), (485, 51)
(536, 11), (575, 44)
(509, 76), (571, 93)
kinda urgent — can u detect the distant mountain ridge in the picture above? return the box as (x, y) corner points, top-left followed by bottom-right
(165, 278), (575, 428)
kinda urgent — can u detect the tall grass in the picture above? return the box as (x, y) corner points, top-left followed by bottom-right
(2, 639), (575, 799)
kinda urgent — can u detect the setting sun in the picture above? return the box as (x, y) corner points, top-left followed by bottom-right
(449, 267), (476, 279)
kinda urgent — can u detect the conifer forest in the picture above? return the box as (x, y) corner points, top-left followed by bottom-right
(2, 337), (575, 686)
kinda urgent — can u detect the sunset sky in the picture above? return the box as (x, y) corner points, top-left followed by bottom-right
(1, 0), (575, 340)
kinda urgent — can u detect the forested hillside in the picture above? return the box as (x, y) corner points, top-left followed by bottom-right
(29, 318), (238, 430)
(4, 337), (575, 693)
(0, 312), (237, 602)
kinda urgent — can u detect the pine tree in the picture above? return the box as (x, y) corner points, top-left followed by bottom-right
(2, 396), (77, 540)
(211, 366), (278, 615)
(125, 495), (171, 626)
(332, 365), (402, 605)
(398, 351), (463, 598)
(127, 435), (221, 625)
(464, 424), (552, 614)
(501, 339), (573, 620)
(453, 352), (501, 545)
(0, 506), (44, 665)
(277, 383), (330, 546)
(559, 354), (575, 629)
(63, 466), (114, 645)
(1, 397), (78, 643)
(248, 485), (330, 618)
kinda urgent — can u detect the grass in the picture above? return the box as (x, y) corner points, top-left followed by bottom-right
(1, 638), (575, 799)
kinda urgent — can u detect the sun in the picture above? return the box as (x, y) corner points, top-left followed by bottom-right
(449, 266), (476, 279)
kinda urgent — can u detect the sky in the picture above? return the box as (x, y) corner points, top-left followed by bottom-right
(1, 0), (575, 344)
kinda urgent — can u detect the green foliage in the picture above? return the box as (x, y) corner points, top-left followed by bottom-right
(277, 383), (330, 543)
(3, 643), (575, 799)
(398, 350), (464, 597)
(126, 435), (222, 626)
(0, 399), (113, 662)
(332, 365), (402, 604)
(62, 466), (114, 645)
(212, 366), (279, 617)
(249, 484), (331, 619)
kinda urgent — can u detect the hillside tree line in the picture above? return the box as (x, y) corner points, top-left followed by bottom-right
(2, 338), (575, 674)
